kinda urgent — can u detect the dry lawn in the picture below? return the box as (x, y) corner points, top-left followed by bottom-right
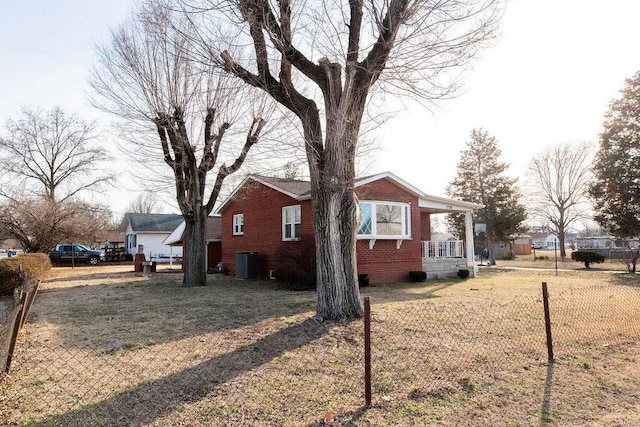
(1, 264), (640, 426)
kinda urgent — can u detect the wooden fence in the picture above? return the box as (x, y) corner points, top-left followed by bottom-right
(0, 266), (40, 380)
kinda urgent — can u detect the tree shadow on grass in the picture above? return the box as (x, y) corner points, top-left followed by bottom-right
(43, 318), (328, 426)
(29, 276), (319, 349)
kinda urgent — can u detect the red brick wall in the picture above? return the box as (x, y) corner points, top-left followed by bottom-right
(354, 178), (423, 283)
(420, 212), (431, 241)
(220, 181), (313, 278)
(221, 177), (425, 284)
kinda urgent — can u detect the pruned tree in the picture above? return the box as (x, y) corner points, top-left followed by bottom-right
(526, 142), (593, 260)
(447, 128), (526, 265)
(91, 1), (269, 287)
(590, 71), (640, 272)
(0, 106), (113, 251)
(189, 0), (503, 320)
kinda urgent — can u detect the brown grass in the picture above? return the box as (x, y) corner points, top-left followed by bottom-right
(1, 264), (640, 426)
(499, 249), (629, 271)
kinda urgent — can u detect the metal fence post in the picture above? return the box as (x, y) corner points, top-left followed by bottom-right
(364, 296), (371, 406)
(542, 282), (554, 362)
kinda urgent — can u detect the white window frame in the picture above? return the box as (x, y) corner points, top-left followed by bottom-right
(357, 201), (411, 240)
(282, 205), (301, 241)
(232, 214), (244, 235)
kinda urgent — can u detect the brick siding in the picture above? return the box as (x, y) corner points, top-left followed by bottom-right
(220, 177), (425, 284)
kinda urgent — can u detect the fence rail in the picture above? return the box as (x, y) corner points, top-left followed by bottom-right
(422, 240), (464, 258)
(0, 266), (39, 379)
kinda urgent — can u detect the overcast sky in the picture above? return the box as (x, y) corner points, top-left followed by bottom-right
(2, 1), (640, 217)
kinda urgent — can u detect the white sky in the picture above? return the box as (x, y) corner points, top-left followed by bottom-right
(2, 0), (640, 216)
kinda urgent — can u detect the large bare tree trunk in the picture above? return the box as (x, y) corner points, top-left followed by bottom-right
(183, 207), (208, 287)
(311, 156), (362, 320)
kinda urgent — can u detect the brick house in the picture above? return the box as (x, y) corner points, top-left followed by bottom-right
(215, 172), (481, 284)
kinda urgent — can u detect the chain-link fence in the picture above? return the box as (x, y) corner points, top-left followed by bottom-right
(368, 281), (640, 425)
(2, 278), (640, 426)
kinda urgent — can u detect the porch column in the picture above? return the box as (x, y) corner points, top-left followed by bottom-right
(464, 212), (477, 277)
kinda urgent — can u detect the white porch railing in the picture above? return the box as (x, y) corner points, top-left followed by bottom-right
(422, 240), (465, 258)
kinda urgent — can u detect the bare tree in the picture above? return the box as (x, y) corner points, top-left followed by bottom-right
(0, 196), (112, 253)
(526, 142), (593, 259)
(91, 1), (269, 287)
(0, 107), (114, 251)
(192, 0), (503, 320)
(127, 192), (161, 214)
(0, 106), (111, 203)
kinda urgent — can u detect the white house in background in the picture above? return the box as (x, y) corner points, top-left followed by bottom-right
(119, 213), (184, 260)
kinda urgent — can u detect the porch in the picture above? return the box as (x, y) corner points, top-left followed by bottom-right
(422, 240), (472, 279)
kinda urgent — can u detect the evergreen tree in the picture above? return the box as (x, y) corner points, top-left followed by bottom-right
(447, 128), (527, 264)
(590, 71), (640, 272)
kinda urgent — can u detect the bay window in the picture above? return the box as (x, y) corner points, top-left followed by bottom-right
(357, 201), (411, 239)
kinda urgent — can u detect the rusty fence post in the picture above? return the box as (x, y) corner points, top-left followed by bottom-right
(542, 282), (554, 362)
(364, 296), (372, 406)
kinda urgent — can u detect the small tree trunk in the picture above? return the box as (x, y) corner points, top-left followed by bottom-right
(487, 236), (496, 265)
(558, 230), (567, 260)
(183, 208), (207, 287)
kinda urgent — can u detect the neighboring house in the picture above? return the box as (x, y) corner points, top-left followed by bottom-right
(215, 172), (482, 284)
(119, 213), (184, 260)
(530, 232), (549, 249)
(576, 236), (639, 258)
(163, 216), (223, 271)
(92, 230), (125, 250)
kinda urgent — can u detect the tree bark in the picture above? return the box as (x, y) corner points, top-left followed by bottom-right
(311, 163), (363, 320)
(183, 207), (208, 287)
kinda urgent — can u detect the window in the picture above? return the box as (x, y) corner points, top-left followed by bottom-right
(233, 214), (244, 235)
(282, 205), (301, 240)
(357, 202), (411, 238)
(126, 234), (137, 250)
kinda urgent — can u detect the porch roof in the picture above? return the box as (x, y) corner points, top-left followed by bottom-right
(417, 194), (483, 214)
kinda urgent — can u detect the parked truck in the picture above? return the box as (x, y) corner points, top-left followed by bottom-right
(49, 244), (106, 265)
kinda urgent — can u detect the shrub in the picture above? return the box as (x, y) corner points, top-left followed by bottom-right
(409, 271), (427, 282)
(358, 273), (370, 287)
(571, 250), (606, 269)
(0, 253), (51, 296)
(457, 269), (470, 279)
(274, 234), (316, 290)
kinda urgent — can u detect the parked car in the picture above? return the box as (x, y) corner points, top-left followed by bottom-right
(49, 244), (106, 265)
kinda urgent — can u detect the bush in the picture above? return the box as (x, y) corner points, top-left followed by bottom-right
(457, 269), (470, 279)
(409, 271), (426, 282)
(274, 234), (316, 290)
(0, 253), (51, 296)
(358, 273), (370, 287)
(571, 250), (606, 269)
